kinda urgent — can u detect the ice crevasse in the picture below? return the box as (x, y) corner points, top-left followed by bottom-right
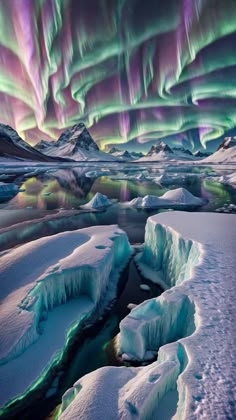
(59, 212), (236, 420)
(0, 225), (132, 408)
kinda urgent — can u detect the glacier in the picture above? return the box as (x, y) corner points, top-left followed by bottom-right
(59, 212), (236, 419)
(0, 225), (131, 409)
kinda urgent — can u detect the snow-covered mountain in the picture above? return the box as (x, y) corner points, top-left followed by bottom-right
(138, 141), (195, 161)
(202, 137), (236, 163)
(109, 147), (144, 160)
(36, 123), (118, 161)
(193, 150), (210, 158)
(0, 124), (66, 162)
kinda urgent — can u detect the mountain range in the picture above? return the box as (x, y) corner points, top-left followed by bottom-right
(0, 122), (235, 163)
(109, 147), (144, 160)
(138, 141), (210, 161)
(35, 123), (117, 161)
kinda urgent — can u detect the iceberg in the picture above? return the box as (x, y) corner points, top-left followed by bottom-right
(160, 187), (205, 206)
(81, 192), (112, 210)
(0, 225), (131, 408)
(123, 188), (205, 209)
(59, 212), (236, 420)
(139, 284), (151, 291)
(126, 195), (162, 208)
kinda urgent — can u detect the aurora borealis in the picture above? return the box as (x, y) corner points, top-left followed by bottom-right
(0, 0), (236, 151)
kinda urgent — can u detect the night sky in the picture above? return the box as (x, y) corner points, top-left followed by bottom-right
(0, 0), (236, 152)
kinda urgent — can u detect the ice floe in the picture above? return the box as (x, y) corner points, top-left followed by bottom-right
(59, 212), (236, 419)
(0, 225), (131, 408)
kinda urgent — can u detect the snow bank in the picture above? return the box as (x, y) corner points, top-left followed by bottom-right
(81, 192), (112, 209)
(123, 188), (205, 209)
(59, 212), (236, 419)
(0, 225), (131, 407)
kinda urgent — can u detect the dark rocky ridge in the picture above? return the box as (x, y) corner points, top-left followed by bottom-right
(0, 124), (69, 162)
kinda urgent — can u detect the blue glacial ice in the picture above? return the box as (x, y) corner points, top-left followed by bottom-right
(59, 212), (236, 420)
(0, 225), (131, 408)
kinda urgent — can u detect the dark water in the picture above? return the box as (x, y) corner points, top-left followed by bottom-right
(0, 162), (235, 419)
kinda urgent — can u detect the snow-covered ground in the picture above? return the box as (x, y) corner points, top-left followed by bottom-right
(59, 212), (236, 420)
(0, 225), (131, 409)
(202, 143), (236, 164)
(122, 188), (205, 209)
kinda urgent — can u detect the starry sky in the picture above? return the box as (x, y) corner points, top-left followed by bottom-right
(0, 0), (236, 152)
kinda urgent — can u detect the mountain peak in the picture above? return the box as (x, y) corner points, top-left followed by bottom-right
(146, 141), (173, 156)
(57, 123), (99, 152)
(0, 123), (67, 162)
(217, 137), (236, 151)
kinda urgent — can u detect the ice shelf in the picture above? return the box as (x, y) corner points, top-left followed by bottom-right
(59, 212), (236, 420)
(0, 225), (131, 409)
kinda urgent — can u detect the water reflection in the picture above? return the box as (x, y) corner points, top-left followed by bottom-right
(0, 163), (235, 214)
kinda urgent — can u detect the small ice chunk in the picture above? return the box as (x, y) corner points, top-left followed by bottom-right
(139, 284), (151, 291)
(127, 303), (137, 310)
(81, 192), (112, 209)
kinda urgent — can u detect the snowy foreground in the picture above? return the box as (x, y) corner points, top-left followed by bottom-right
(59, 212), (236, 420)
(0, 226), (131, 409)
